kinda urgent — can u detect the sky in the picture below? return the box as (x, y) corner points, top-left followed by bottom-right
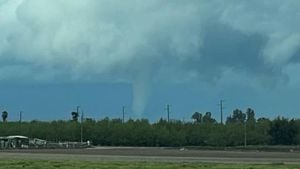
(0, 0), (300, 122)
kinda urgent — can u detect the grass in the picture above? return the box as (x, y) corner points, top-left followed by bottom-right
(0, 160), (300, 169)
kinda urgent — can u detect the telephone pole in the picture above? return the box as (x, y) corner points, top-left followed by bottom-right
(244, 120), (247, 148)
(19, 111), (22, 123)
(166, 104), (171, 123)
(122, 106), (125, 124)
(80, 109), (84, 144)
(76, 106), (80, 117)
(76, 106), (83, 144)
(219, 100), (224, 124)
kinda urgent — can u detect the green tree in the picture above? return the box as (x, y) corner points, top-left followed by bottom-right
(246, 108), (256, 132)
(203, 112), (217, 124)
(255, 117), (271, 145)
(1, 111), (8, 122)
(246, 108), (256, 123)
(269, 117), (298, 145)
(71, 112), (79, 122)
(226, 109), (246, 124)
(191, 112), (202, 123)
(295, 119), (300, 144)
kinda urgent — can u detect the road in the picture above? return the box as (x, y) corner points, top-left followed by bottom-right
(1, 147), (300, 164)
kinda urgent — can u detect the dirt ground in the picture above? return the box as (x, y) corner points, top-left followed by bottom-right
(1, 147), (300, 164)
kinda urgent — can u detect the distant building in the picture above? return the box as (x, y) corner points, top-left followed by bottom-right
(0, 135), (29, 149)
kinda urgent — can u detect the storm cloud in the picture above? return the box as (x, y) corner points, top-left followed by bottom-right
(1, 0), (300, 114)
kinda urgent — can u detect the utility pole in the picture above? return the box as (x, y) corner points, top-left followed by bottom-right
(81, 109), (84, 144)
(166, 104), (171, 123)
(219, 100), (224, 124)
(122, 106), (125, 124)
(76, 106), (83, 144)
(244, 120), (247, 148)
(77, 106), (80, 117)
(19, 111), (22, 123)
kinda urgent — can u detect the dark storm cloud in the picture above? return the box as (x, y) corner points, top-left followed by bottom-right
(1, 0), (300, 114)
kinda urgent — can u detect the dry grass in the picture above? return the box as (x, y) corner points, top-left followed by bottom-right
(0, 160), (300, 169)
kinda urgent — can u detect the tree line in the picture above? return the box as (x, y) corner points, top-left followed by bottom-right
(1, 108), (299, 147)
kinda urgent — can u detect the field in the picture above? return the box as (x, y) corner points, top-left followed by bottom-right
(1, 147), (300, 168)
(0, 160), (300, 169)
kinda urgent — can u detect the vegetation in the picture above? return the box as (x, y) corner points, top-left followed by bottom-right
(71, 111), (79, 122)
(0, 160), (299, 169)
(0, 108), (299, 147)
(1, 111), (8, 122)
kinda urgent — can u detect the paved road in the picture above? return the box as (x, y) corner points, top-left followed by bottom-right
(1, 147), (300, 164)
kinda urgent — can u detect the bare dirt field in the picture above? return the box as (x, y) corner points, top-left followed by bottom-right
(1, 147), (300, 164)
